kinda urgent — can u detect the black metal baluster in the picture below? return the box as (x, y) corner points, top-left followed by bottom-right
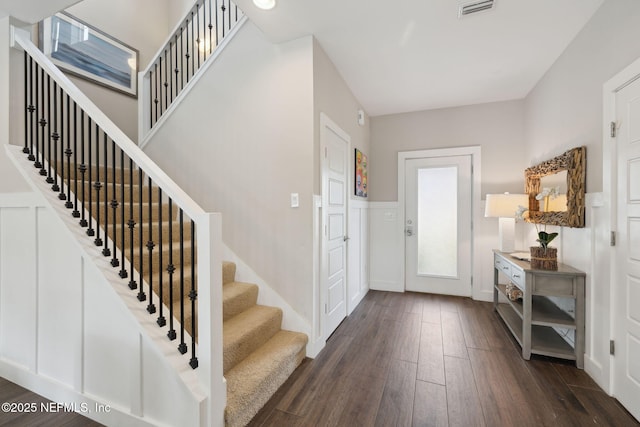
(178, 209), (187, 354)
(92, 125), (101, 244)
(45, 74), (52, 181)
(199, 1), (205, 63)
(101, 132), (109, 254)
(159, 57), (164, 117)
(40, 69), (51, 176)
(189, 219), (198, 369)
(65, 94), (73, 207)
(51, 81), (60, 192)
(35, 67), (44, 171)
(196, 6), (201, 69)
(190, 11), (195, 79)
(209, 0), (215, 54)
(118, 149), (127, 277)
(28, 56), (35, 161)
(185, 17), (191, 84)
(157, 189), (166, 327)
(71, 101), (84, 218)
(174, 35), (179, 100)
(86, 117), (95, 236)
(79, 111), (87, 226)
(109, 138), (118, 263)
(221, 1), (226, 38)
(147, 177), (156, 314)
(137, 169), (146, 302)
(128, 159), (137, 289)
(164, 49), (169, 111)
(23, 52), (29, 155)
(149, 68), (154, 128)
(167, 199), (176, 340)
(57, 83), (66, 200)
(178, 29), (183, 92)
(154, 64), (159, 124)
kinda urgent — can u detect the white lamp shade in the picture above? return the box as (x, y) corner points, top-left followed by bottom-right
(485, 193), (528, 218)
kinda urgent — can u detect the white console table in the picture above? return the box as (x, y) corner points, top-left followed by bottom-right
(493, 250), (586, 368)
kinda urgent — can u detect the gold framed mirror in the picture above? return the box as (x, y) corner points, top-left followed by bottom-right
(524, 146), (586, 228)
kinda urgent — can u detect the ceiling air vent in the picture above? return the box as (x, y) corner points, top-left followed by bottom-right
(459, 0), (495, 17)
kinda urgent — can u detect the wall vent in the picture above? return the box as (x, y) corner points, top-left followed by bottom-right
(459, 0), (495, 17)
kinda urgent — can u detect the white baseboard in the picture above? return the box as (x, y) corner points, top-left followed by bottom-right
(0, 359), (155, 427)
(584, 355), (609, 394)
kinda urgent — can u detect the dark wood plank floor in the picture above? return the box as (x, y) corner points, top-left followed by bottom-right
(0, 377), (103, 427)
(249, 291), (639, 427)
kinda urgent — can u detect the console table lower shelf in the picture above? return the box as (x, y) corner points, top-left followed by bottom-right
(495, 301), (576, 362)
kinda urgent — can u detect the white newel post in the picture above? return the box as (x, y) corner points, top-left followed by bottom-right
(196, 212), (226, 427)
(138, 70), (151, 143)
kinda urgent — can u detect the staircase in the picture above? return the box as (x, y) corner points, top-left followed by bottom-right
(70, 160), (308, 426)
(10, 20), (308, 426)
(222, 262), (307, 427)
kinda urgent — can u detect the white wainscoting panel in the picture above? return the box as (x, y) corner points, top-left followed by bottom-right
(0, 195), (37, 371)
(368, 202), (403, 292)
(348, 200), (369, 314)
(0, 192), (202, 427)
(36, 206), (83, 387)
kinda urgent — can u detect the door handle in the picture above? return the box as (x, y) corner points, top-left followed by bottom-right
(343, 236), (350, 242)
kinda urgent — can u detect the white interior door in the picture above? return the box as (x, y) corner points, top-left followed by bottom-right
(613, 75), (640, 421)
(405, 155), (472, 296)
(321, 114), (348, 339)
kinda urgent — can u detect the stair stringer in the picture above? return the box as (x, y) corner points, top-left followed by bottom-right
(3, 144), (213, 427)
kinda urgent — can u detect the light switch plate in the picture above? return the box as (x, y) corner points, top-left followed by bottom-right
(290, 193), (299, 208)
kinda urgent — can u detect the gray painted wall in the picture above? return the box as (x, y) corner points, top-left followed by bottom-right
(370, 99), (526, 201)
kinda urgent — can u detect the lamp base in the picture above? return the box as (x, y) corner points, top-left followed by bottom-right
(498, 217), (515, 253)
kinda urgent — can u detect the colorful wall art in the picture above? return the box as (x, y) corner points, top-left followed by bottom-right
(355, 148), (368, 197)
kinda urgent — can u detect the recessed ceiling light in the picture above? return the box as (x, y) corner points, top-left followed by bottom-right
(253, 0), (276, 10)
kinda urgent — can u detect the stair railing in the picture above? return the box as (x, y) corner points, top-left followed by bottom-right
(11, 26), (225, 423)
(138, 0), (245, 143)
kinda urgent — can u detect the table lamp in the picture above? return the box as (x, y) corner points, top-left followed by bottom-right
(485, 193), (528, 252)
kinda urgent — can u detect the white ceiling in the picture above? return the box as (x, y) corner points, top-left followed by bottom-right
(234, 0), (605, 117)
(0, 0), (82, 24)
(2, 0), (605, 117)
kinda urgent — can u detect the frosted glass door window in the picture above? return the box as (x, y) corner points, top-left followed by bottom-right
(417, 166), (458, 277)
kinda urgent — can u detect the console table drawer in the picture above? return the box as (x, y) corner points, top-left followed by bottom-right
(495, 257), (511, 276)
(532, 275), (576, 297)
(510, 268), (525, 289)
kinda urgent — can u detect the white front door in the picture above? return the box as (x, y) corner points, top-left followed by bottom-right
(320, 113), (348, 339)
(613, 74), (640, 421)
(405, 155), (472, 296)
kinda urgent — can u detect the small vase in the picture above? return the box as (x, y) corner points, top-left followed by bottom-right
(530, 246), (558, 270)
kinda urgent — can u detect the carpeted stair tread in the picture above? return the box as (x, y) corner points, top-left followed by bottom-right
(88, 201), (174, 224)
(58, 161), (142, 184)
(223, 282), (258, 321)
(127, 240), (194, 277)
(225, 330), (308, 427)
(110, 220), (192, 247)
(79, 183), (161, 203)
(223, 305), (283, 374)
